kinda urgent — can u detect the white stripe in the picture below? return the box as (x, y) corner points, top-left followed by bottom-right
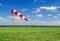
(13, 10), (17, 14)
(13, 10), (17, 12)
(17, 13), (20, 16)
(23, 16), (25, 19)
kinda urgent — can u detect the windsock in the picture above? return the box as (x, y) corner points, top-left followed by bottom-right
(11, 10), (28, 21)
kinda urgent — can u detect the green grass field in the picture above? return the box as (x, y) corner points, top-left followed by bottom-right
(0, 26), (60, 41)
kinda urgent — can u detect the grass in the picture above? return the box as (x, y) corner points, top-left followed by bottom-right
(0, 26), (60, 41)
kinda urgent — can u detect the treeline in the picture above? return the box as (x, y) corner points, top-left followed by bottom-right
(0, 25), (60, 27)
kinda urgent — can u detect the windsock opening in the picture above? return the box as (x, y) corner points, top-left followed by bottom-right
(11, 10), (17, 14)
(11, 10), (14, 14)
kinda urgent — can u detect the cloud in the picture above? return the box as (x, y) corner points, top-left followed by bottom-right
(0, 16), (60, 26)
(0, 17), (6, 22)
(40, 6), (57, 10)
(32, 8), (40, 13)
(38, 21), (60, 26)
(33, 0), (45, 3)
(0, 3), (2, 6)
(47, 14), (52, 16)
(58, 6), (60, 8)
(27, 15), (30, 18)
(32, 6), (58, 13)
(36, 14), (43, 17)
(0, 17), (5, 19)
(53, 16), (57, 18)
(6, 16), (20, 20)
(0, 16), (26, 25)
(58, 14), (60, 16)
(21, 20), (60, 26)
(22, 9), (28, 11)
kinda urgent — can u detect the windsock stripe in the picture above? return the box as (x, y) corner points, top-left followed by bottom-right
(15, 11), (18, 15)
(11, 10), (17, 14)
(24, 18), (28, 21)
(23, 16), (25, 19)
(13, 10), (17, 14)
(19, 14), (23, 18)
(17, 13), (21, 16)
(12, 10), (23, 18)
(23, 16), (28, 21)
(15, 12), (23, 18)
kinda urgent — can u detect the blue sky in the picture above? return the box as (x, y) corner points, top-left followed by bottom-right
(0, 0), (60, 26)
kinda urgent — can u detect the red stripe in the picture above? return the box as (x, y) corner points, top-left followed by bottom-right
(24, 18), (28, 21)
(15, 11), (18, 15)
(19, 14), (23, 18)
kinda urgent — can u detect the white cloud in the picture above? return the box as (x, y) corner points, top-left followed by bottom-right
(32, 8), (40, 13)
(40, 6), (57, 10)
(0, 3), (2, 6)
(0, 16), (60, 26)
(36, 14), (43, 17)
(7, 16), (20, 20)
(1, 15), (60, 26)
(38, 21), (60, 26)
(21, 20), (60, 26)
(27, 15), (30, 17)
(58, 6), (60, 8)
(53, 16), (57, 18)
(0, 17), (5, 19)
(47, 14), (52, 16)
(58, 14), (60, 16)
(0, 17), (7, 22)
(33, 0), (45, 3)
(32, 6), (58, 13)
(22, 9), (28, 11)
(0, 16), (26, 25)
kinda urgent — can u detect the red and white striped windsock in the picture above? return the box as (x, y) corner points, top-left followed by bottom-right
(11, 10), (28, 21)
